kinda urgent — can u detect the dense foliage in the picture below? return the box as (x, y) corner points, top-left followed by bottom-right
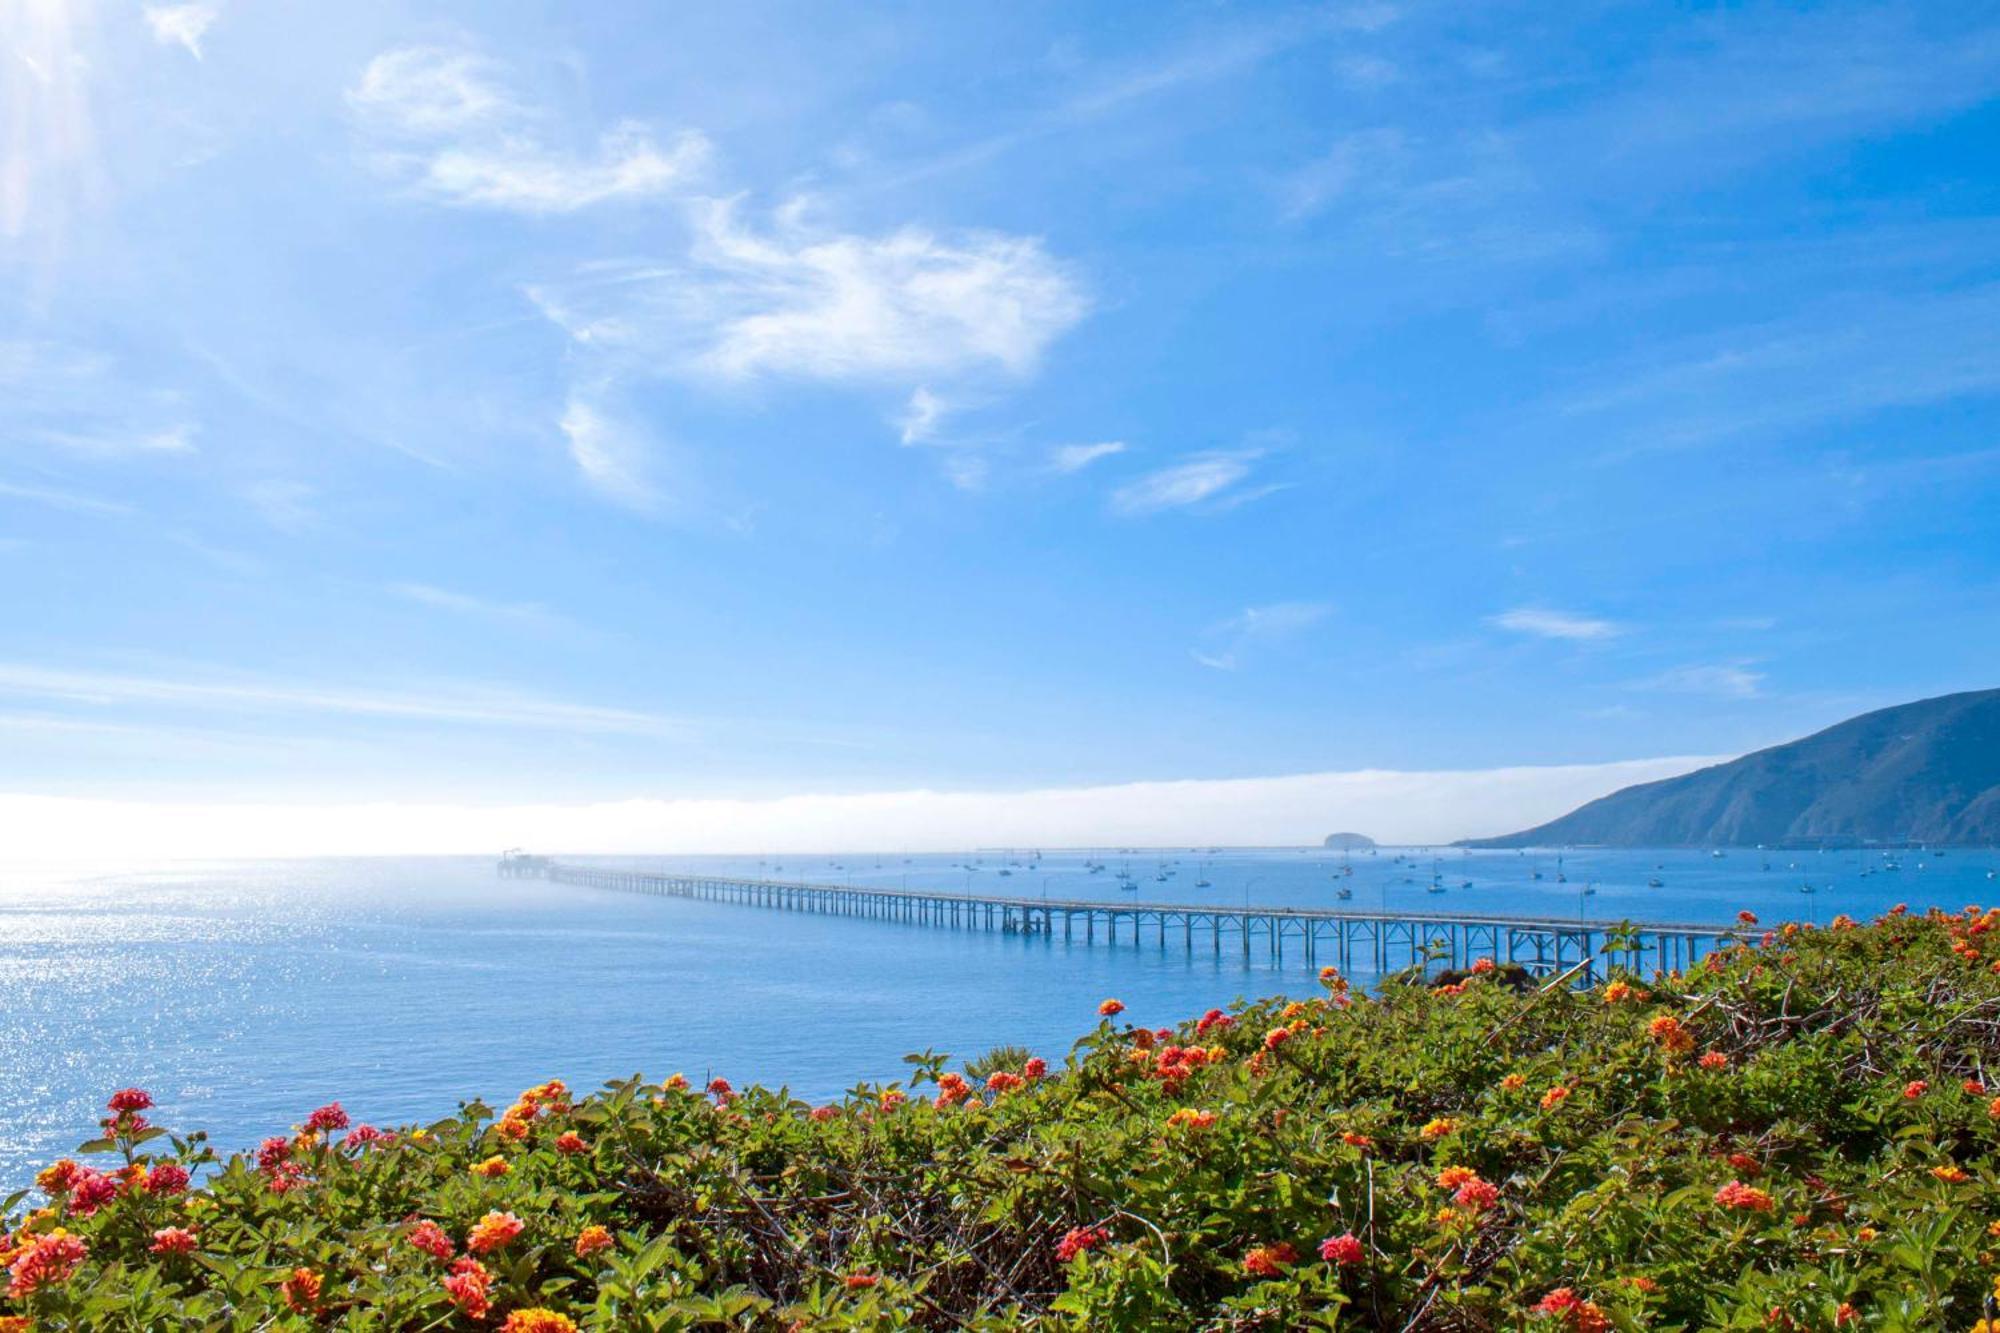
(8, 906), (2000, 1330)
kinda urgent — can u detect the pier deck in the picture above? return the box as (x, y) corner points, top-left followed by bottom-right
(506, 855), (1746, 981)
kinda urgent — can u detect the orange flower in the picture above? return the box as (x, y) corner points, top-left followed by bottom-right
(1714, 1180), (1775, 1212)
(1499, 1073), (1527, 1092)
(575, 1225), (614, 1258)
(1902, 1080), (1927, 1100)
(1453, 1178), (1500, 1212)
(554, 1130), (588, 1155)
(470, 1155), (510, 1179)
(1698, 1051), (1729, 1071)
(845, 1273), (879, 1289)
(1098, 999), (1125, 1017)
(1532, 1287), (1611, 1332)
(1166, 1108), (1217, 1130)
(467, 1210), (525, 1255)
(1340, 1130), (1374, 1149)
(280, 1267), (322, 1314)
(500, 1313), (578, 1333)
(1601, 980), (1634, 1003)
(0, 1316), (30, 1333)
(878, 1090), (907, 1112)
(1242, 1242), (1297, 1277)
(1930, 1163), (1968, 1183)
(1540, 1085), (1571, 1111)
(1262, 1027), (1291, 1051)
(1419, 1117), (1457, 1140)
(1647, 1014), (1695, 1054)
(148, 1227), (198, 1256)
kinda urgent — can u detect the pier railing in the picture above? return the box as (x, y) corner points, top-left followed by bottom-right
(508, 857), (1747, 983)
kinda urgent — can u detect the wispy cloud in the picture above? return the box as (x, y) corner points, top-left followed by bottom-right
(559, 396), (658, 512)
(31, 423), (197, 457)
(1110, 450), (1264, 515)
(1564, 285), (2000, 460)
(1489, 607), (1623, 642)
(1630, 663), (1765, 700)
(896, 387), (948, 444)
(143, 4), (220, 59)
(1193, 601), (1331, 670)
(534, 199), (1088, 385)
(239, 479), (316, 533)
(0, 662), (680, 736)
(1047, 441), (1126, 474)
(0, 480), (132, 516)
(392, 583), (564, 630)
(349, 46), (708, 214)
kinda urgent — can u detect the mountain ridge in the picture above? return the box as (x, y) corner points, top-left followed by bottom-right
(1460, 688), (2000, 848)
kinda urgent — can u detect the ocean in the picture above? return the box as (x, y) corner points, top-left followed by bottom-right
(3, 846), (1993, 1191)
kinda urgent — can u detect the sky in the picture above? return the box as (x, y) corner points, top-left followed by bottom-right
(2, 1), (1997, 855)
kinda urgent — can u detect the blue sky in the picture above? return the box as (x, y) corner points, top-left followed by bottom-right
(2, 1), (1998, 846)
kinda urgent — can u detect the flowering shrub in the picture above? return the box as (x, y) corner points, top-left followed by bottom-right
(8, 908), (2000, 1326)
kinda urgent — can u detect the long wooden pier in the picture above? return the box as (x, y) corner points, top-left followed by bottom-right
(507, 856), (1746, 982)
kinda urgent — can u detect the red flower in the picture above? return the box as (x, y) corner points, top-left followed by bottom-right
(408, 1219), (454, 1261)
(443, 1257), (492, 1319)
(1195, 1008), (1235, 1035)
(1698, 1051), (1729, 1071)
(1023, 1057), (1048, 1080)
(7, 1231), (88, 1298)
(149, 1227), (198, 1256)
(304, 1102), (349, 1133)
(1902, 1080), (1927, 1100)
(256, 1136), (292, 1171)
(1098, 998), (1125, 1017)
(575, 1224), (614, 1258)
(1262, 1026), (1291, 1051)
(1736, 911), (1758, 926)
(68, 1169), (120, 1216)
(1055, 1226), (1108, 1261)
(1242, 1242), (1297, 1277)
(984, 1071), (1024, 1095)
(1532, 1287), (1611, 1332)
(1715, 1180), (1776, 1212)
(467, 1210), (526, 1255)
(844, 1273), (879, 1289)
(144, 1162), (189, 1195)
(1318, 1232), (1364, 1266)
(107, 1088), (153, 1114)
(554, 1130), (588, 1155)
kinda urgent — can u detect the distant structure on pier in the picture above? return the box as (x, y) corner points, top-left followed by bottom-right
(1322, 832), (1376, 850)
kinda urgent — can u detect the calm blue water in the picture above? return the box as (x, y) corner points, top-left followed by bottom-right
(3, 846), (1994, 1192)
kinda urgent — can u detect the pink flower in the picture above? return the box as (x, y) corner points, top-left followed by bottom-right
(1318, 1232), (1364, 1266)
(149, 1226), (198, 1255)
(304, 1102), (349, 1132)
(144, 1162), (190, 1195)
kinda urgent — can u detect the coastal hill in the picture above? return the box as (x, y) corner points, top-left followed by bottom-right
(1462, 687), (2000, 848)
(1322, 832), (1376, 850)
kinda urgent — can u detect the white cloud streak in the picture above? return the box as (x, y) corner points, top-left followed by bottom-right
(0, 662), (680, 736)
(349, 46), (707, 213)
(1110, 451), (1260, 515)
(1489, 607), (1622, 641)
(0, 755), (1725, 860)
(392, 583), (562, 629)
(559, 396), (658, 512)
(1631, 663), (1765, 700)
(142, 4), (219, 59)
(0, 479), (132, 515)
(1193, 601), (1331, 670)
(1047, 441), (1126, 473)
